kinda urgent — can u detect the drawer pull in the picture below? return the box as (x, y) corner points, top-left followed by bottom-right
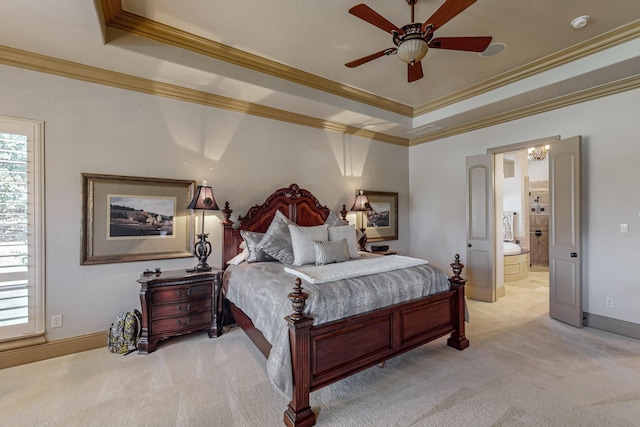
(177, 317), (191, 326)
(176, 288), (191, 297)
(177, 304), (191, 312)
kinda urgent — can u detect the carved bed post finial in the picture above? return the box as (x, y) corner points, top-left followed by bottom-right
(340, 204), (348, 222)
(450, 253), (465, 285)
(222, 201), (233, 226)
(288, 278), (309, 321)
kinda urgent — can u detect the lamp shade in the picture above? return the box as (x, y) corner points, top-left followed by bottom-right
(350, 191), (372, 212)
(188, 181), (219, 211)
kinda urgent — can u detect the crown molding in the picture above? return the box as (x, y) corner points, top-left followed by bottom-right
(99, 0), (412, 117)
(1, 42), (636, 149)
(409, 74), (640, 146)
(0, 44), (408, 147)
(413, 20), (640, 117)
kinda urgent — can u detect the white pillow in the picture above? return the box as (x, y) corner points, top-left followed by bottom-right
(328, 225), (359, 259)
(227, 249), (249, 265)
(289, 224), (329, 265)
(324, 210), (348, 226)
(314, 239), (350, 266)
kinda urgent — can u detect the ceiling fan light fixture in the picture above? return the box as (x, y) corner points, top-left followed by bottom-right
(397, 38), (428, 64)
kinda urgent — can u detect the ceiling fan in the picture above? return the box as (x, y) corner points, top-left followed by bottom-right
(345, 0), (492, 82)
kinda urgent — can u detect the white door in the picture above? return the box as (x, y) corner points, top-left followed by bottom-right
(549, 136), (582, 327)
(466, 154), (495, 302)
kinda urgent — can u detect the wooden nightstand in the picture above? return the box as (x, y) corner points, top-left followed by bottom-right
(136, 268), (223, 354)
(372, 250), (397, 256)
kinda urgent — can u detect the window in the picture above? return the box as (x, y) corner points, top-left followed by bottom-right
(0, 117), (44, 343)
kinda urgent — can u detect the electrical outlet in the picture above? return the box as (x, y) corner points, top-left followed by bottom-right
(605, 297), (614, 308)
(51, 314), (63, 328)
(620, 224), (629, 234)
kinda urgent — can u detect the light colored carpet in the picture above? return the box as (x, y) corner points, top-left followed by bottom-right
(2, 271), (640, 426)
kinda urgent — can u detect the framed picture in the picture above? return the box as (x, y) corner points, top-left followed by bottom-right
(81, 173), (195, 265)
(356, 190), (398, 242)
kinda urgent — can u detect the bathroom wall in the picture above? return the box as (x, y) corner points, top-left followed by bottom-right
(503, 152), (529, 247)
(529, 180), (549, 267)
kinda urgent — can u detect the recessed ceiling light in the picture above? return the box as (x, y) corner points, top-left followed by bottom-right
(571, 15), (590, 29)
(480, 43), (506, 58)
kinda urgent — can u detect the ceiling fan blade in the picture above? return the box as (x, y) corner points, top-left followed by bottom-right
(407, 61), (424, 83)
(349, 4), (402, 34)
(422, 0), (477, 32)
(345, 48), (396, 68)
(429, 36), (492, 52)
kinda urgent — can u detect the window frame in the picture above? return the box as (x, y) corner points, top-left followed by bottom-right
(0, 116), (45, 346)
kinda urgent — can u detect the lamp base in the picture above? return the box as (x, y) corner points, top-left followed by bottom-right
(188, 233), (213, 273)
(358, 227), (368, 252)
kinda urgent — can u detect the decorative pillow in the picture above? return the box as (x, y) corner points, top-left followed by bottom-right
(325, 210), (365, 246)
(289, 224), (329, 265)
(257, 210), (295, 264)
(240, 230), (275, 263)
(324, 210), (348, 226)
(328, 225), (359, 259)
(227, 249), (249, 265)
(314, 239), (350, 266)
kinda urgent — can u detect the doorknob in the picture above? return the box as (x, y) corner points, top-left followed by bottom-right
(570, 252), (578, 258)
(467, 243), (472, 247)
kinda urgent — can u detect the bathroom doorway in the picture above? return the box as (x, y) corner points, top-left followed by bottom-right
(499, 148), (550, 304)
(466, 135), (582, 326)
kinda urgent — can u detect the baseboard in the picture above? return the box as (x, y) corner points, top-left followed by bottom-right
(0, 331), (106, 369)
(583, 312), (640, 340)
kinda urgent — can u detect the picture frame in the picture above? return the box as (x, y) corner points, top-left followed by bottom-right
(81, 173), (195, 265)
(356, 190), (398, 242)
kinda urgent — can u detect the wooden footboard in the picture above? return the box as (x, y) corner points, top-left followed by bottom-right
(282, 255), (468, 427)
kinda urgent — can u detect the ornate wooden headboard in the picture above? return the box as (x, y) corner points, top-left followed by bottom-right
(222, 183), (333, 266)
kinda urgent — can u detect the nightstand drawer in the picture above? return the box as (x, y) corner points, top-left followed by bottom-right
(150, 283), (212, 304)
(152, 298), (212, 318)
(137, 268), (223, 354)
(151, 311), (212, 335)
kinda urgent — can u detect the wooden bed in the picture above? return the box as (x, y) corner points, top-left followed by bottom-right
(220, 183), (468, 427)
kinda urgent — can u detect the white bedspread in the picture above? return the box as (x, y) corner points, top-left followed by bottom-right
(284, 254), (427, 284)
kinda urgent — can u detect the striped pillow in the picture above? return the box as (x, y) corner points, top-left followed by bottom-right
(313, 239), (350, 266)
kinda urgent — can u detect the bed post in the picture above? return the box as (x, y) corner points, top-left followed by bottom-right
(447, 254), (470, 350)
(284, 278), (316, 427)
(222, 202), (235, 267)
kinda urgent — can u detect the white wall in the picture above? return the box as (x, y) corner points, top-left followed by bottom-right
(0, 64), (409, 341)
(409, 87), (640, 325)
(503, 151), (528, 243)
(528, 155), (549, 182)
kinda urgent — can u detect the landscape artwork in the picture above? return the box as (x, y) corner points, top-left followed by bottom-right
(366, 202), (391, 228)
(108, 195), (176, 239)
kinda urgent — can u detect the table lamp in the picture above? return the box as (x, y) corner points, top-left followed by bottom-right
(351, 190), (372, 251)
(187, 181), (219, 272)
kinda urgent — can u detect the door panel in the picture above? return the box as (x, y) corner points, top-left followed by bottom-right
(549, 136), (582, 327)
(466, 154), (495, 302)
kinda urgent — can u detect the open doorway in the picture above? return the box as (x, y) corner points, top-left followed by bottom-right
(466, 135), (582, 327)
(498, 147), (550, 307)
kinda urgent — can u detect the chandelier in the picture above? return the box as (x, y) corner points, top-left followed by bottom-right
(528, 145), (550, 161)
